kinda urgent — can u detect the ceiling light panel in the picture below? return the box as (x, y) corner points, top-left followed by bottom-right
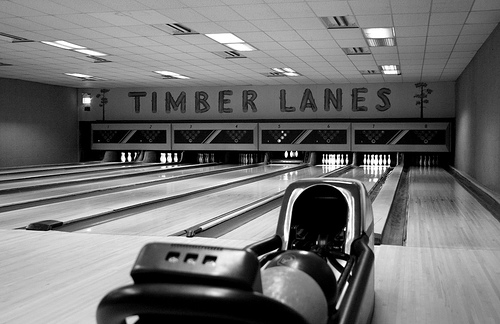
(380, 64), (401, 75)
(363, 27), (395, 38)
(154, 71), (190, 79)
(75, 49), (107, 56)
(205, 33), (244, 44)
(366, 38), (397, 47)
(225, 43), (256, 52)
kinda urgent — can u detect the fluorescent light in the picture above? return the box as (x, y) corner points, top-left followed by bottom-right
(54, 41), (85, 49)
(270, 67), (300, 77)
(366, 38), (396, 47)
(65, 73), (105, 80)
(380, 65), (400, 75)
(225, 43), (255, 51)
(65, 73), (93, 78)
(205, 33), (244, 44)
(75, 49), (107, 56)
(363, 27), (394, 39)
(41, 40), (85, 49)
(154, 71), (190, 79)
(41, 41), (73, 49)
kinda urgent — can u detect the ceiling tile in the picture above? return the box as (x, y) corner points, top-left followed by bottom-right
(471, 0), (500, 11)
(430, 12), (468, 25)
(308, 1), (353, 16)
(356, 15), (393, 27)
(428, 24), (463, 36)
(393, 13), (429, 26)
(466, 10), (500, 24)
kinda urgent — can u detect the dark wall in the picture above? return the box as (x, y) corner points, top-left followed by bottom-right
(455, 23), (500, 195)
(0, 78), (79, 168)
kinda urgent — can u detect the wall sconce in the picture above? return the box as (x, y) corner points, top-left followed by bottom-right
(82, 92), (92, 105)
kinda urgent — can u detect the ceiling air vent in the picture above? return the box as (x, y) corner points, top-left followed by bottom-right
(342, 47), (371, 55)
(360, 70), (381, 75)
(153, 23), (199, 35)
(319, 16), (358, 29)
(88, 55), (112, 63)
(212, 51), (247, 59)
(0, 32), (34, 43)
(263, 72), (286, 77)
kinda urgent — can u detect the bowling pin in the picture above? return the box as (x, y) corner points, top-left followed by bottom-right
(167, 153), (172, 163)
(127, 152), (132, 162)
(120, 152), (126, 163)
(387, 155), (391, 166)
(173, 152), (178, 163)
(284, 151), (288, 158)
(160, 152), (167, 163)
(363, 154), (367, 165)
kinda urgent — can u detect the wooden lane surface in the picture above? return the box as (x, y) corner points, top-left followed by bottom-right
(372, 166), (500, 324)
(0, 164), (295, 229)
(0, 161), (145, 180)
(0, 163), (189, 190)
(373, 245), (500, 324)
(220, 165), (392, 241)
(75, 165), (339, 236)
(405, 167), (500, 249)
(0, 164), (232, 207)
(0, 229), (251, 324)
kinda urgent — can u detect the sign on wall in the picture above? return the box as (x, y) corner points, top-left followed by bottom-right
(80, 82), (455, 121)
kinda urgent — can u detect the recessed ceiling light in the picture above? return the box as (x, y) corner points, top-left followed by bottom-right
(366, 38), (396, 47)
(380, 65), (400, 75)
(41, 40), (85, 49)
(205, 33), (244, 44)
(154, 71), (190, 79)
(75, 49), (107, 56)
(225, 43), (256, 51)
(65, 73), (105, 81)
(363, 27), (394, 39)
(65, 73), (93, 78)
(270, 67), (300, 77)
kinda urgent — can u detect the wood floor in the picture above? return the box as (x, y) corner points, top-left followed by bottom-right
(372, 167), (500, 324)
(1, 164), (499, 323)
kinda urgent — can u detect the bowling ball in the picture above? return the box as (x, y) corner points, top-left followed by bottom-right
(265, 250), (337, 307)
(261, 266), (328, 324)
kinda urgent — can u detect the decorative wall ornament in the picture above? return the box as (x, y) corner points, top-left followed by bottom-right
(414, 82), (433, 118)
(96, 89), (110, 120)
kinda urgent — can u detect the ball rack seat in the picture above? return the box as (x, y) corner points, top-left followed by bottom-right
(97, 178), (375, 324)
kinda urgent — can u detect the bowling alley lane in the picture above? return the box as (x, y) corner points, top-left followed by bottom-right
(0, 164), (299, 229)
(220, 165), (392, 241)
(372, 166), (500, 324)
(0, 163), (203, 191)
(0, 164), (240, 207)
(405, 166), (500, 250)
(0, 160), (148, 181)
(72, 164), (344, 236)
